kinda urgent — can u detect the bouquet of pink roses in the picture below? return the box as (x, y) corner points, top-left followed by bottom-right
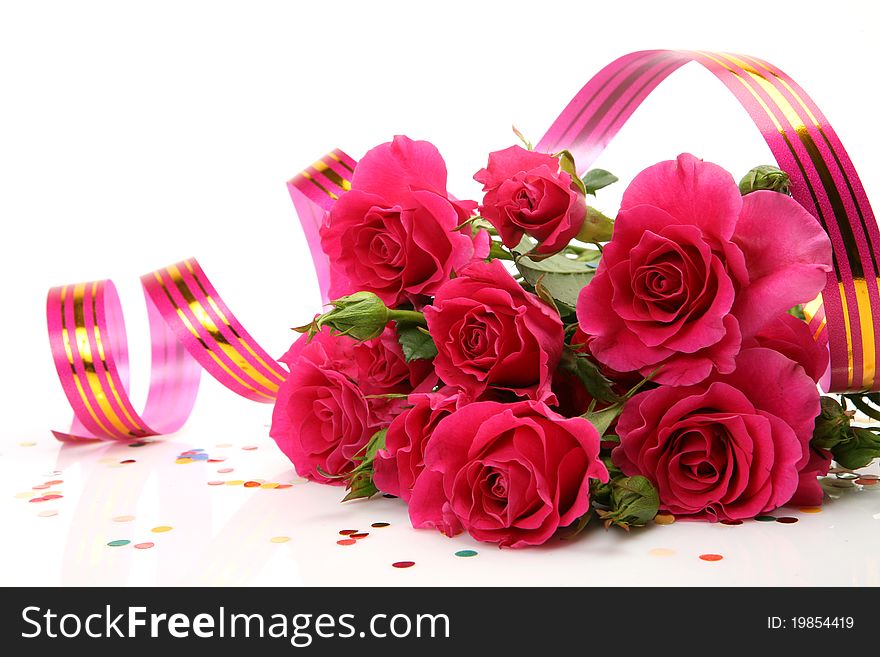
(270, 135), (880, 548)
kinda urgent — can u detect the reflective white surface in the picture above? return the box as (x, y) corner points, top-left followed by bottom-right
(2, 387), (878, 587)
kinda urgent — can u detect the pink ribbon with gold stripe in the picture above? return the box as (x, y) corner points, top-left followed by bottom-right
(48, 50), (880, 442)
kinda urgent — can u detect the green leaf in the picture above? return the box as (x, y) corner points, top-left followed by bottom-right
(488, 240), (514, 261)
(581, 168), (619, 195)
(832, 427), (880, 470)
(576, 206), (614, 243)
(555, 150), (588, 196)
(396, 324), (438, 362)
(596, 475), (660, 530)
(559, 346), (620, 404)
(515, 252), (596, 308)
(583, 403), (623, 437)
(342, 471), (378, 502)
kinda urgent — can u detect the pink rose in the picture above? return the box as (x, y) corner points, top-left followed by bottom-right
(474, 145), (586, 254)
(751, 312), (829, 384)
(321, 135), (488, 306)
(372, 388), (460, 502)
(577, 153), (833, 386)
(789, 444), (832, 507)
(424, 258), (563, 402)
(270, 329), (375, 483)
(352, 330), (438, 424)
(613, 347), (820, 520)
(409, 400), (608, 547)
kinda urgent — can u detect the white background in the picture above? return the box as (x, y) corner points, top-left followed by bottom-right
(1, 0), (879, 585)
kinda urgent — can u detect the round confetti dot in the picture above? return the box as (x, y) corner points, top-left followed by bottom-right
(112, 515), (135, 522)
(28, 497), (48, 503)
(270, 536), (290, 544)
(215, 443), (233, 448)
(19, 441), (36, 447)
(754, 515), (777, 522)
(720, 519), (743, 526)
(242, 445), (258, 451)
(243, 481), (261, 488)
(857, 478), (879, 486)
(350, 532), (369, 539)
(134, 542), (154, 550)
(799, 506), (823, 513)
(699, 553), (724, 562)
(654, 513), (675, 525)
(382, 494), (398, 499)
(226, 480), (244, 486)
(857, 473), (879, 480)
(128, 441), (148, 447)
(15, 492), (34, 499)
(339, 529), (358, 536)
(45, 480), (64, 485)
(207, 458), (225, 463)
(260, 482), (279, 489)
(175, 458), (193, 464)
(191, 453), (210, 461)
(207, 480), (225, 486)
(337, 539), (357, 546)
(38, 510), (58, 518)
(107, 540), (130, 547)
(649, 547), (676, 557)
(275, 484), (293, 490)
(455, 550), (478, 558)
(120, 460), (136, 464)
(371, 522), (390, 528)
(32, 484), (49, 490)
(217, 468), (233, 474)
(151, 526), (173, 533)
(41, 494), (63, 500)
(775, 516), (798, 524)
(392, 561), (415, 569)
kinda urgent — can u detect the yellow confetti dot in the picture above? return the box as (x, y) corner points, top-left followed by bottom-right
(799, 506), (823, 514)
(15, 492), (35, 499)
(225, 479), (244, 486)
(654, 513), (676, 525)
(260, 482), (279, 489)
(43, 490), (62, 496)
(270, 536), (290, 543)
(151, 526), (173, 533)
(19, 441), (36, 447)
(649, 547), (676, 557)
(112, 515), (135, 522)
(175, 457), (193, 464)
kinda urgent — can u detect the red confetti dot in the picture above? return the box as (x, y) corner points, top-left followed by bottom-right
(699, 553), (724, 562)
(337, 539), (357, 546)
(339, 529), (358, 536)
(45, 480), (64, 485)
(720, 519), (743, 526)
(120, 460), (136, 464)
(371, 522), (390, 528)
(392, 561), (415, 569)
(217, 468), (233, 474)
(32, 484), (49, 490)
(41, 494), (63, 500)
(207, 480), (225, 486)
(350, 532), (369, 539)
(275, 484), (292, 489)
(207, 458), (225, 463)
(242, 446), (258, 451)
(775, 517), (799, 524)
(134, 542), (155, 550)
(28, 496), (48, 503)
(243, 481), (260, 488)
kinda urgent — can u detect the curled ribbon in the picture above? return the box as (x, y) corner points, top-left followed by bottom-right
(47, 50), (880, 442)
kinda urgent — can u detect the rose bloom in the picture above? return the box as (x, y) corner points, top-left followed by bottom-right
(321, 135), (488, 306)
(372, 388), (460, 502)
(424, 258), (563, 402)
(270, 327), (430, 483)
(751, 312), (829, 384)
(612, 347), (821, 520)
(577, 153), (832, 386)
(475, 145), (586, 254)
(352, 329), (437, 425)
(408, 400), (608, 547)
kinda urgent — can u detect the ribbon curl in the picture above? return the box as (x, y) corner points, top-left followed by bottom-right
(47, 50), (880, 441)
